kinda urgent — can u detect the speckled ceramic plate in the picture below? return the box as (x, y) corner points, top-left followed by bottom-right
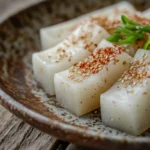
(0, 0), (150, 149)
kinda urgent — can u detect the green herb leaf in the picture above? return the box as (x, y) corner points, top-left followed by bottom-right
(121, 15), (140, 26)
(143, 39), (150, 49)
(107, 15), (150, 50)
(115, 26), (133, 34)
(141, 26), (150, 33)
(125, 24), (141, 31)
(107, 34), (123, 42)
(116, 36), (137, 45)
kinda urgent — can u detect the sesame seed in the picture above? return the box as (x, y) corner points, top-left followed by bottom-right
(123, 61), (127, 65)
(127, 90), (134, 93)
(119, 55), (149, 87)
(143, 92), (148, 95)
(47, 22), (104, 63)
(68, 46), (124, 82)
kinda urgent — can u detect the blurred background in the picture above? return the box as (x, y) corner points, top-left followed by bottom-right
(0, 0), (44, 22)
(0, 0), (150, 23)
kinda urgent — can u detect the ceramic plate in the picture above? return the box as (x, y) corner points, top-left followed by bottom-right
(0, 0), (150, 149)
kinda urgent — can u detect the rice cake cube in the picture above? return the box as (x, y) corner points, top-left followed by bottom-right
(40, 1), (136, 49)
(54, 40), (132, 116)
(33, 22), (109, 95)
(101, 49), (150, 135)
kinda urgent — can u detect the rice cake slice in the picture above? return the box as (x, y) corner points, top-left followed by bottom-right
(33, 22), (109, 95)
(41, 1), (136, 49)
(101, 49), (150, 135)
(54, 40), (132, 116)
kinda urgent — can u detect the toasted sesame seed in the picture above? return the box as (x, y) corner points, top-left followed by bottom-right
(143, 92), (148, 95)
(68, 46), (124, 82)
(119, 55), (149, 87)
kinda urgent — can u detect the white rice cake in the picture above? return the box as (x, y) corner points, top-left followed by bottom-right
(142, 8), (150, 18)
(41, 1), (136, 49)
(40, 20), (77, 50)
(54, 40), (132, 116)
(33, 22), (109, 95)
(101, 49), (150, 135)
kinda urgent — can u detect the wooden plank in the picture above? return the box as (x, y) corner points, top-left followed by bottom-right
(0, 106), (55, 150)
(0, 106), (79, 150)
(66, 144), (93, 150)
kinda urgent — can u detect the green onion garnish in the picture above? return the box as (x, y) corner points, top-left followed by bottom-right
(107, 15), (150, 50)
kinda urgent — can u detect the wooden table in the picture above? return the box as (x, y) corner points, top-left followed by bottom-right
(0, 105), (88, 150)
(0, 1), (89, 150)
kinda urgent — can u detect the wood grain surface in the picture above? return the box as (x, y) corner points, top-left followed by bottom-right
(0, 0), (90, 150)
(0, 105), (91, 150)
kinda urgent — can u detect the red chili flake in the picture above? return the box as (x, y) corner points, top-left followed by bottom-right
(74, 63), (77, 66)
(94, 44), (98, 47)
(68, 46), (124, 82)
